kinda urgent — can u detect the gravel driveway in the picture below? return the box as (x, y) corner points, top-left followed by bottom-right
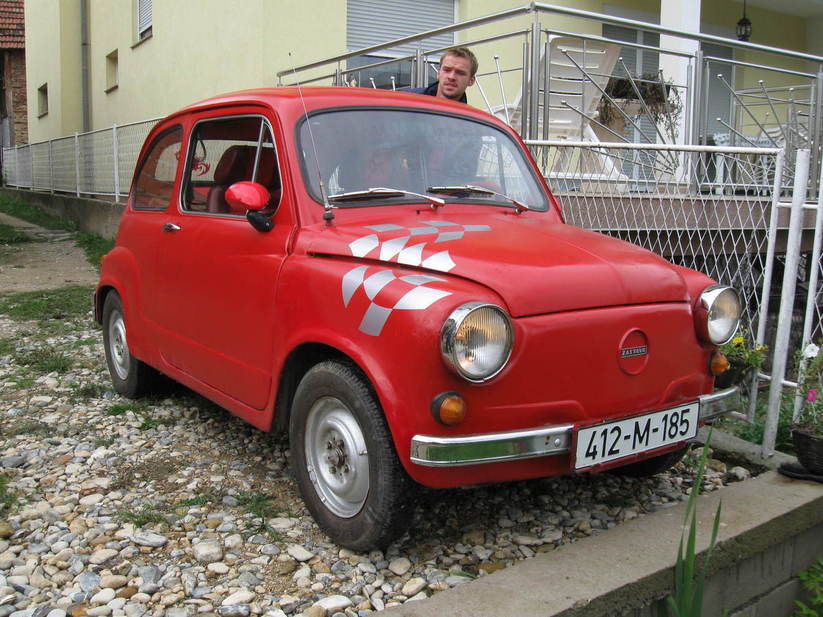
(0, 216), (755, 617)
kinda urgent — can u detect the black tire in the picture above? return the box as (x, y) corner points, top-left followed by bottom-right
(102, 291), (159, 398)
(289, 360), (414, 551)
(609, 446), (688, 478)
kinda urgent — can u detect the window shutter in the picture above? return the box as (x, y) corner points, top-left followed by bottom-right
(347, 0), (455, 56)
(137, 0), (152, 37)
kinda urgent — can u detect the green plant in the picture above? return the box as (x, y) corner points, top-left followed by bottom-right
(718, 393), (795, 455)
(72, 382), (105, 399)
(796, 342), (823, 436)
(0, 285), (93, 321)
(0, 222), (30, 245)
(661, 434), (722, 617)
(118, 503), (167, 527)
(14, 348), (72, 374)
(237, 491), (282, 538)
(138, 414), (160, 430)
(0, 474), (17, 512)
(0, 337), (15, 356)
(75, 232), (114, 270)
(94, 436), (116, 448)
(0, 196), (75, 231)
(794, 559), (823, 616)
(178, 495), (213, 507)
(106, 403), (135, 416)
(720, 335), (768, 372)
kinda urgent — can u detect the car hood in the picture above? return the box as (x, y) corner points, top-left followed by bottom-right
(303, 211), (689, 316)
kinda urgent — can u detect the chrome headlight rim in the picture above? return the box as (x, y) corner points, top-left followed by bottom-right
(440, 302), (514, 383)
(698, 285), (742, 345)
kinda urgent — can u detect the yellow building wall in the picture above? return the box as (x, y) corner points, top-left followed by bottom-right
(28, 0), (346, 138)
(25, 0), (84, 143)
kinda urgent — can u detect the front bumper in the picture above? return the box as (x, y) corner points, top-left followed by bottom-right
(410, 386), (741, 467)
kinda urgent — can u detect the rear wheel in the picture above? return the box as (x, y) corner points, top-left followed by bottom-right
(102, 291), (159, 398)
(289, 360), (413, 551)
(610, 446), (688, 478)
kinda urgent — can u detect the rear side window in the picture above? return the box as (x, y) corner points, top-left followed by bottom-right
(132, 126), (183, 210)
(182, 115), (281, 216)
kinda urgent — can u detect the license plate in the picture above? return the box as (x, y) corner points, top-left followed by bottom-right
(574, 402), (699, 471)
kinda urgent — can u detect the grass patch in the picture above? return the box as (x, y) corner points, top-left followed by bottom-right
(178, 495), (213, 508)
(117, 503), (167, 527)
(237, 491), (283, 539)
(75, 232), (114, 270)
(0, 285), (93, 321)
(72, 382), (105, 399)
(0, 337), (15, 356)
(94, 436), (116, 448)
(0, 474), (17, 513)
(139, 415), (160, 430)
(2, 418), (50, 437)
(0, 222), (30, 245)
(107, 402), (137, 416)
(14, 347), (72, 374)
(0, 286), (88, 322)
(0, 197), (74, 231)
(8, 375), (35, 389)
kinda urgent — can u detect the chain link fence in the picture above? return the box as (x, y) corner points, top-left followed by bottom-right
(528, 140), (785, 343)
(1, 118), (159, 201)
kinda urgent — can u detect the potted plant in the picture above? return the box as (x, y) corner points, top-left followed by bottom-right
(794, 342), (823, 475)
(714, 335), (767, 390)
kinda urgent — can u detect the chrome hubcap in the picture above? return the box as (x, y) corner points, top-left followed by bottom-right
(305, 396), (369, 518)
(108, 309), (130, 380)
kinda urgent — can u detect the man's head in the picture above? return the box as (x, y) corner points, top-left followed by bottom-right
(436, 47), (478, 101)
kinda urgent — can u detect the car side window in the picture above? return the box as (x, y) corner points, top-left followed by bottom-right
(132, 126), (183, 210)
(182, 115), (281, 215)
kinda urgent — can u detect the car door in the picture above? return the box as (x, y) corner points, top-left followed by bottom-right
(150, 110), (293, 410)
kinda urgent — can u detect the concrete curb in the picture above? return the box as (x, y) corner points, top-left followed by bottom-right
(382, 471), (822, 617)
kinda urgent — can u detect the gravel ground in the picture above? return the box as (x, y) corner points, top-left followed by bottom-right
(0, 308), (756, 617)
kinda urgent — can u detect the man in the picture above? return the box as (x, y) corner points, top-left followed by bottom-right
(408, 47), (478, 103)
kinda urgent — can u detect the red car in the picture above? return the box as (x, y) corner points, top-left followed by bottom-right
(95, 88), (741, 550)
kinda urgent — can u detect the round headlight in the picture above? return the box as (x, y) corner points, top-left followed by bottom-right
(441, 303), (513, 382)
(697, 285), (742, 345)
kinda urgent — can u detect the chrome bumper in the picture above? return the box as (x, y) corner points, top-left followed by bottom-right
(410, 387), (741, 467)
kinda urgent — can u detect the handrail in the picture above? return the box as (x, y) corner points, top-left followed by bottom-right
(525, 139), (782, 155)
(276, 4), (533, 78)
(532, 2), (823, 65)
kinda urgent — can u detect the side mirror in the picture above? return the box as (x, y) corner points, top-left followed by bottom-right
(226, 181), (269, 211)
(226, 181), (274, 233)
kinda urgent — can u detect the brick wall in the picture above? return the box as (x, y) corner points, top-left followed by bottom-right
(2, 48), (26, 145)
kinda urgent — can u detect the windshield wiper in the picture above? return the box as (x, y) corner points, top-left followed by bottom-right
(328, 187), (445, 209)
(427, 185), (532, 214)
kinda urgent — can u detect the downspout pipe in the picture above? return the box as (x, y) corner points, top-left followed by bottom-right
(80, 0), (90, 132)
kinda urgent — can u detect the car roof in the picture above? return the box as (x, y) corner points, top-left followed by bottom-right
(163, 86), (503, 127)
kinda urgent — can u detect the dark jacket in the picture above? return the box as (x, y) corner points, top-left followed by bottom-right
(405, 81), (468, 104)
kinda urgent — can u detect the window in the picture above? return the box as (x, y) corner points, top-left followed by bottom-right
(136, 0), (152, 41)
(37, 83), (48, 117)
(183, 116), (281, 215)
(132, 126), (182, 210)
(346, 0), (455, 89)
(106, 50), (119, 92)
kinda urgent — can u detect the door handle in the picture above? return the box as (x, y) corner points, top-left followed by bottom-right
(163, 223), (181, 232)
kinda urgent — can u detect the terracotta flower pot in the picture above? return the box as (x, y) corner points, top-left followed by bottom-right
(792, 428), (823, 475)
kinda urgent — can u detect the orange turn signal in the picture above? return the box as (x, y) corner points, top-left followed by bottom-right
(710, 351), (730, 376)
(431, 392), (467, 426)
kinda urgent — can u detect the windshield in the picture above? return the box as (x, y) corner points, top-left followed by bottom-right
(298, 109), (550, 211)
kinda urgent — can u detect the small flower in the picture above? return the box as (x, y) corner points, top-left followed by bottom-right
(732, 336), (745, 347)
(808, 389), (818, 403)
(802, 343), (820, 359)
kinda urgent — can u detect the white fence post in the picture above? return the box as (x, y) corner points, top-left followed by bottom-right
(762, 148), (810, 456)
(74, 133), (80, 197)
(112, 124), (120, 202)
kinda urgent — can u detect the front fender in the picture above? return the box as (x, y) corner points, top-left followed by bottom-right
(274, 255), (507, 481)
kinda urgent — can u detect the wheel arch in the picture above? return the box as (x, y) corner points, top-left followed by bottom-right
(272, 342), (372, 434)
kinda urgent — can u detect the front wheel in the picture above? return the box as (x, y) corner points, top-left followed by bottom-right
(102, 291), (159, 398)
(289, 360), (413, 551)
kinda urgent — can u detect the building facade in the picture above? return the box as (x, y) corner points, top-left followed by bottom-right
(22, 0), (823, 143)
